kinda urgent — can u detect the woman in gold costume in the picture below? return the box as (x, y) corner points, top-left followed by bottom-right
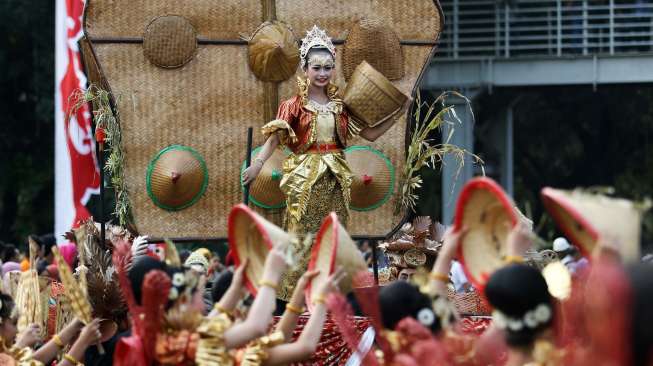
(242, 25), (402, 299)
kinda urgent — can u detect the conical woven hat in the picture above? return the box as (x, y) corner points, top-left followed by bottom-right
(345, 146), (395, 211)
(146, 145), (208, 211)
(241, 146), (289, 209)
(342, 17), (404, 81)
(541, 188), (644, 262)
(305, 213), (367, 310)
(248, 21), (300, 82)
(454, 177), (518, 289)
(228, 204), (290, 295)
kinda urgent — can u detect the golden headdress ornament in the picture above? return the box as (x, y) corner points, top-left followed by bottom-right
(300, 25), (336, 67)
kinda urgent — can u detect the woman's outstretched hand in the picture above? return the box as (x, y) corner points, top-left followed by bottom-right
(242, 161), (263, 186)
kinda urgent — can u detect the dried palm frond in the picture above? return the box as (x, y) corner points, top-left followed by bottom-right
(87, 270), (127, 321)
(52, 246), (93, 325)
(397, 91), (484, 214)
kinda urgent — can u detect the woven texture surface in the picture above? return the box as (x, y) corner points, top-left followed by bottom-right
(85, 0), (263, 40)
(93, 44), (264, 237)
(342, 61), (408, 127)
(342, 17), (404, 81)
(85, 0), (443, 238)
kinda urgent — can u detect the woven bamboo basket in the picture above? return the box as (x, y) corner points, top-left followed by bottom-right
(342, 61), (408, 128)
(342, 17), (404, 81)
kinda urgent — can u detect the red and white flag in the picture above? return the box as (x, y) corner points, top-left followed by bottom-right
(55, 0), (100, 239)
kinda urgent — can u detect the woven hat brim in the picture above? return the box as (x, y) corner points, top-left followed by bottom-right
(541, 188), (599, 259)
(346, 146), (395, 211)
(454, 177), (517, 289)
(540, 187), (643, 262)
(241, 147), (288, 209)
(228, 204), (285, 296)
(305, 212), (366, 311)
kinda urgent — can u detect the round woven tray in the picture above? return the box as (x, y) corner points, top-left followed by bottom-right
(248, 21), (300, 82)
(343, 17), (404, 81)
(345, 145), (395, 211)
(143, 15), (197, 69)
(342, 61), (407, 127)
(146, 145), (208, 211)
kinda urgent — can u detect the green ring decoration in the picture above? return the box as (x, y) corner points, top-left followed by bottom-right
(146, 145), (209, 211)
(240, 146), (290, 209)
(345, 145), (396, 212)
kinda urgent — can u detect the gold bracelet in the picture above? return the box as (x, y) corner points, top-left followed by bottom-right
(504, 255), (525, 264)
(430, 272), (449, 283)
(259, 279), (278, 290)
(285, 303), (304, 315)
(213, 303), (233, 316)
(64, 353), (83, 366)
(312, 296), (326, 306)
(52, 334), (65, 348)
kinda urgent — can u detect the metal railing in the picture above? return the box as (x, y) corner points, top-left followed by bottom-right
(438, 0), (653, 59)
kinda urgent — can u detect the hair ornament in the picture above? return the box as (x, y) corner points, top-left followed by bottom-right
(417, 307), (435, 326)
(492, 303), (552, 331)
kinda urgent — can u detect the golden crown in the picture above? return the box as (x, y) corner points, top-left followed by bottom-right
(300, 25), (336, 67)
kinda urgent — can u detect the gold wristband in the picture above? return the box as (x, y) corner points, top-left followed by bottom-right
(504, 255), (525, 264)
(64, 353), (83, 366)
(430, 272), (449, 283)
(285, 303), (304, 315)
(213, 303), (233, 316)
(312, 296), (326, 306)
(259, 279), (278, 291)
(53, 334), (65, 348)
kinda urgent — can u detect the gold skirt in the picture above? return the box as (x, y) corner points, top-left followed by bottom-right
(278, 172), (349, 301)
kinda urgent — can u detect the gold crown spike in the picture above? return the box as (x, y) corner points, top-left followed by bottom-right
(299, 25), (336, 67)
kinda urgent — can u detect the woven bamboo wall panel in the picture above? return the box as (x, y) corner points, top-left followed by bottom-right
(276, 0), (442, 41)
(93, 44), (265, 237)
(84, 0), (443, 238)
(85, 0), (262, 40)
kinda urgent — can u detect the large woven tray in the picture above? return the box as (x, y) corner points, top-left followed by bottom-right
(82, 0), (443, 238)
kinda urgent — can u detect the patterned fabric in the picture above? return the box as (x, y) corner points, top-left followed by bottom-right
(278, 172), (349, 301)
(269, 315), (370, 366)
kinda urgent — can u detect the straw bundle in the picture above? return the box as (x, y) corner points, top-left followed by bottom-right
(16, 238), (43, 333)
